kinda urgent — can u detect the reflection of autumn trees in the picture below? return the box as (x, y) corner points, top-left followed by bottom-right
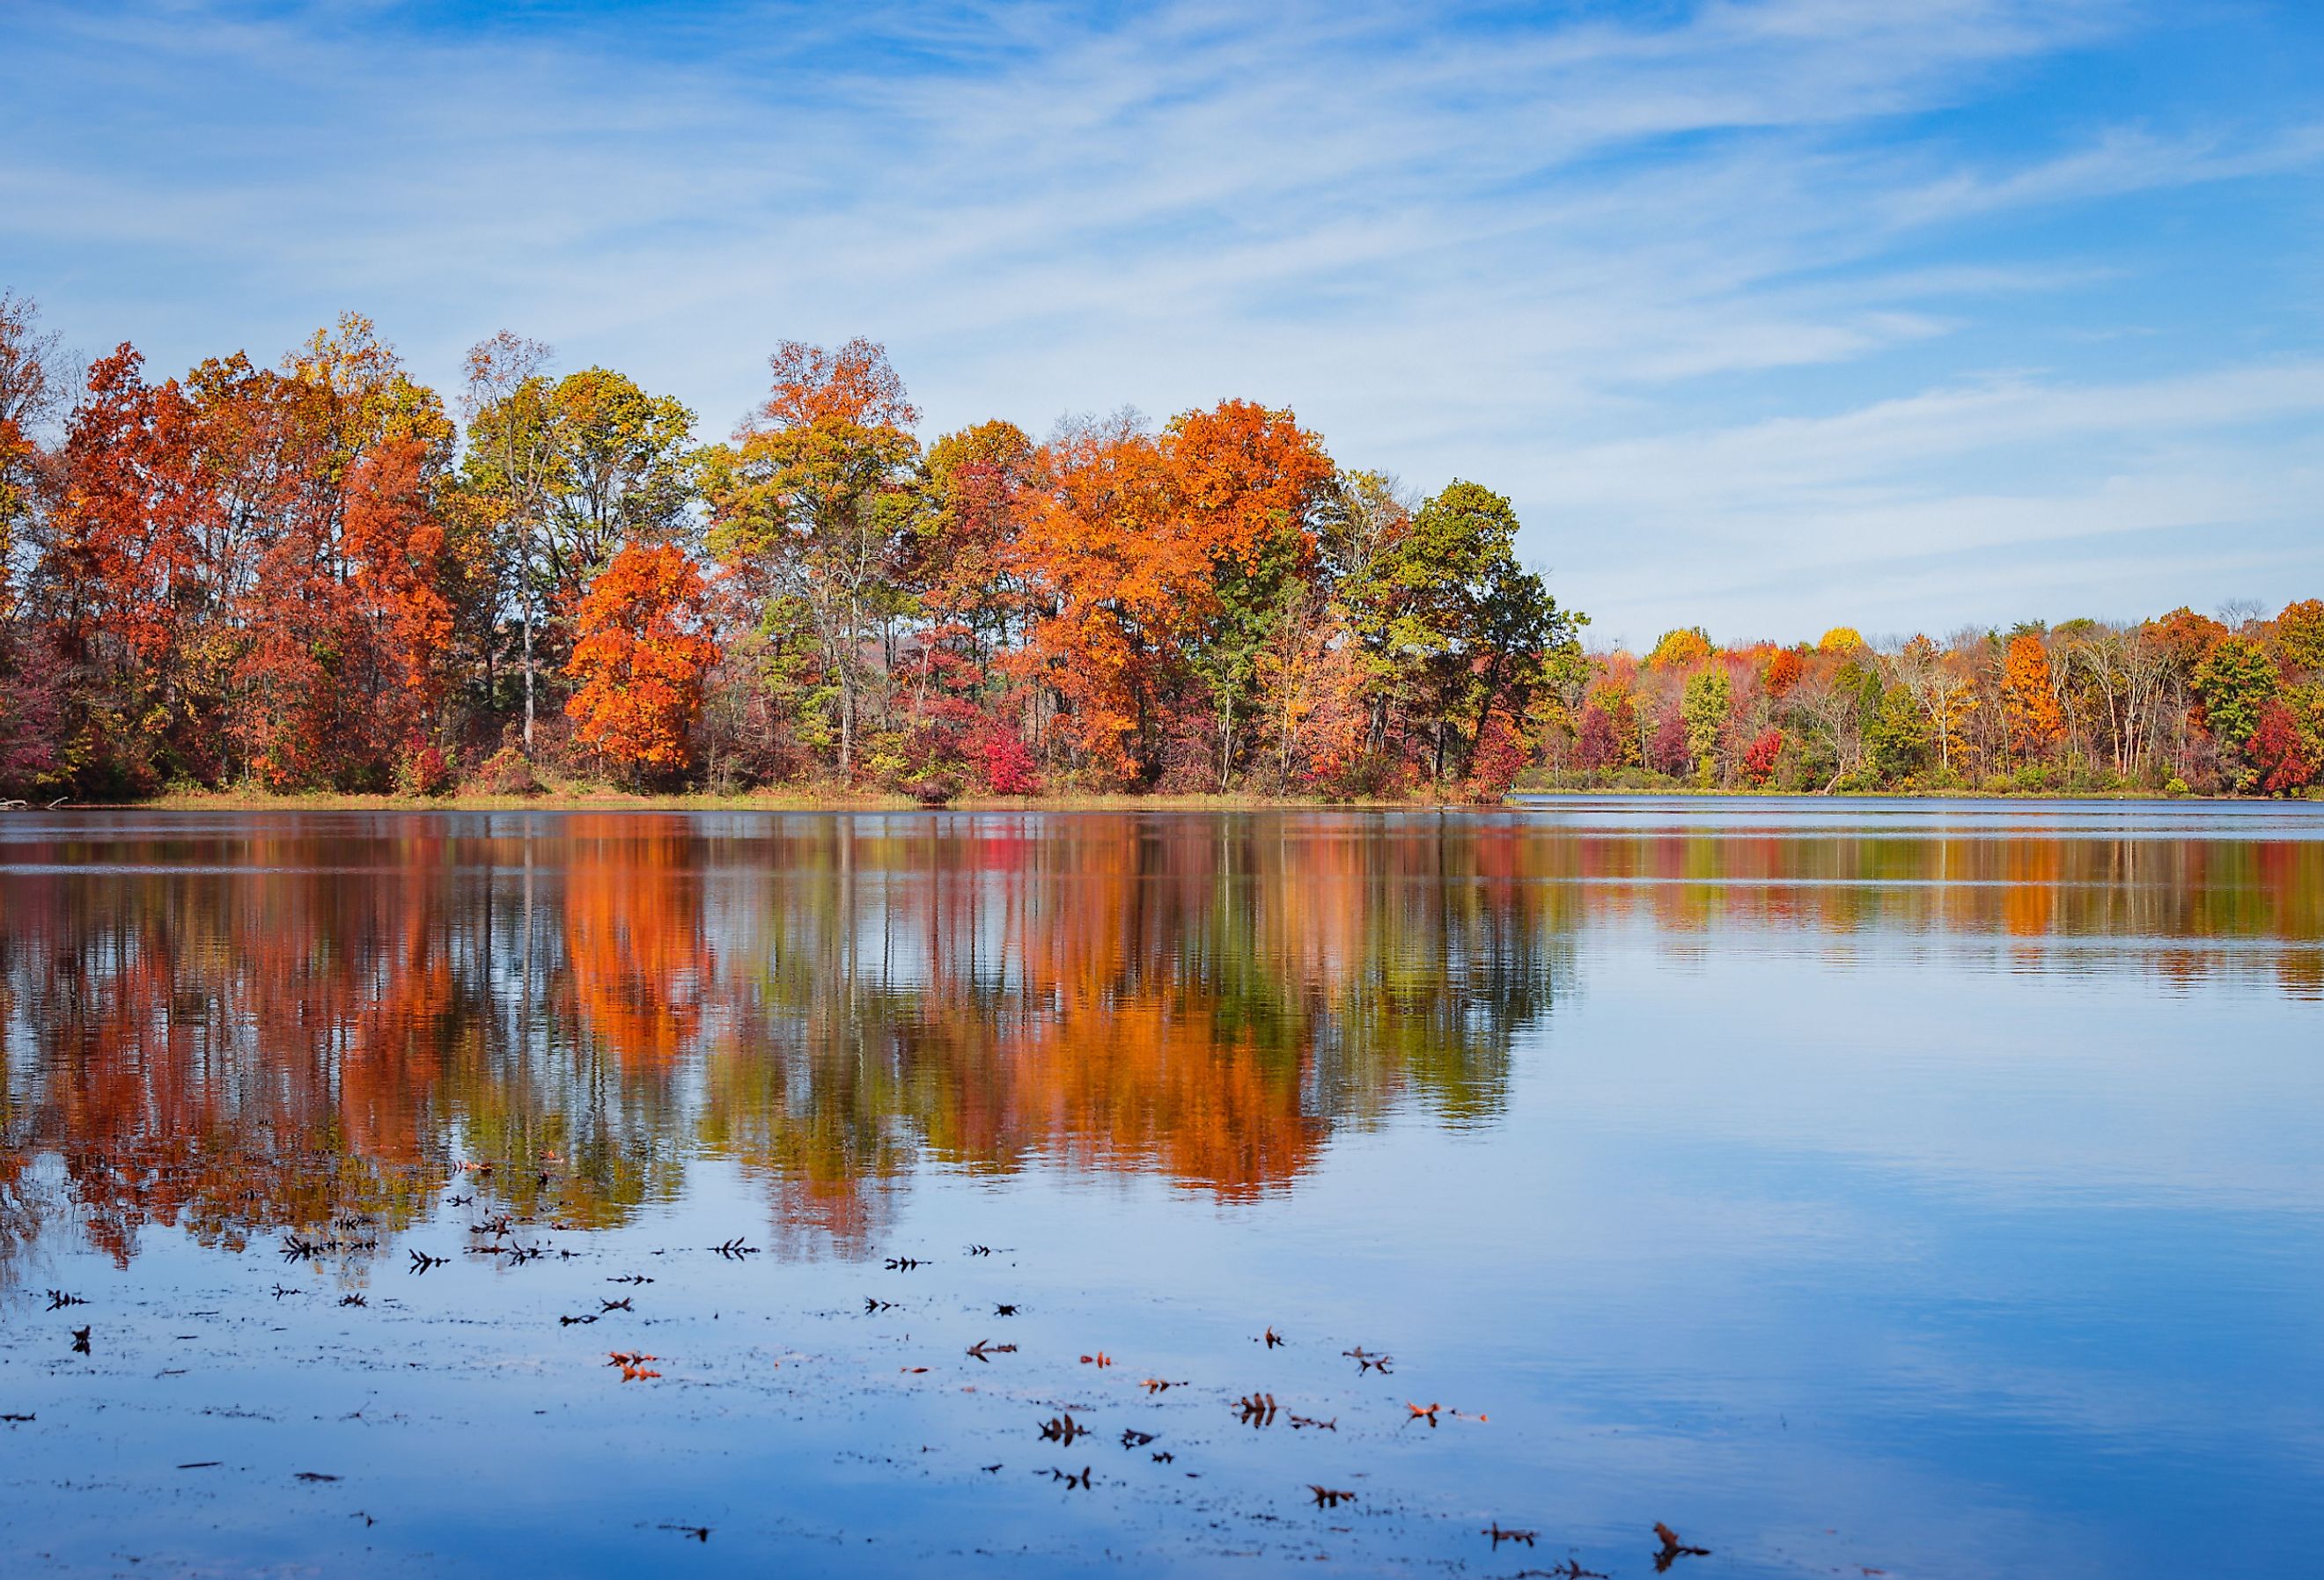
(4, 812), (2315, 1273)
(0, 828), (461, 1267)
(1559, 826), (2324, 992)
(2, 814), (1564, 1265)
(691, 815), (1572, 1247)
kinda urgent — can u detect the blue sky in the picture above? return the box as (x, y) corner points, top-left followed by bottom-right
(3, 0), (2319, 645)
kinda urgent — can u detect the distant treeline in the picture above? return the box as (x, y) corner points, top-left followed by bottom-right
(0, 294), (2315, 803)
(1544, 613), (2324, 797)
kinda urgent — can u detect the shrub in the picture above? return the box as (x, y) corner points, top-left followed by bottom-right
(969, 728), (1041, 796)
(468, 746), (543, 798)
(394, 740), (454, 798)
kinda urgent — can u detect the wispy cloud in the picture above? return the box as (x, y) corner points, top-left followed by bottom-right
(1, 0), (2318, 636)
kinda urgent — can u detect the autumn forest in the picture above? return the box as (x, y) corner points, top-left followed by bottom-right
(1, 293), (2318, 805)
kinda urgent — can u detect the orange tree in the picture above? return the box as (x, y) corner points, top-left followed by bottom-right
(2001, 633), (2062, 760)
(565, 542), (718, 782)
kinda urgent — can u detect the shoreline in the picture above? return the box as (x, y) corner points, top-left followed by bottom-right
(13, 784), (2312, 812)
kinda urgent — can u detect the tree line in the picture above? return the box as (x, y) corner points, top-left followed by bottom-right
(1549, 611), (2324, 797)
(2, 291), (2316, 802)
(0, 296), (1575, 801)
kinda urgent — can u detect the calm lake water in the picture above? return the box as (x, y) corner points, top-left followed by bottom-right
(1, 801), (2318, 1578)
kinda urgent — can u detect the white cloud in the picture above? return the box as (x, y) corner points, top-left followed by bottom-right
(1, 0), (2317, 636)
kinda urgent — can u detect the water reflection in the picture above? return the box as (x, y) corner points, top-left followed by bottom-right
(1, 805), (2317, 1277)
(0, 812), (1579, 1269)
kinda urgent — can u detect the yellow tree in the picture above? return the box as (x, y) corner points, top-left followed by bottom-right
(1931, 678), (1979, 772)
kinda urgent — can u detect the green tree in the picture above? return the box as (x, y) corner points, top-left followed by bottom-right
(697, 339), (922, 779)
(2193, 634), (2279, 755)
(1867, 683), (1930, 782)
(1680, 666), (1730, 777)
(1317, 469), (1415, 764)
(1343, 480), (1582, 782)
(541, 367), (696, 603)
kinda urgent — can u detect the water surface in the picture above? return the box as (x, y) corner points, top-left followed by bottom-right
(1, 801), (2318, 1577)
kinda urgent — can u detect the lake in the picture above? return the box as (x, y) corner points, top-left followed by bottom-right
(1, 801), (2317, 1577)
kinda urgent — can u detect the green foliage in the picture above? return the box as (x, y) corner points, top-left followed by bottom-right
(545, 368), (697, 571)
(697, 369), (924, 779)
(1344, 479), (1581, 778)
(1867, 683), (1930, 781)
(1680, 666), (1729, 770)
(751, 594), (842, 765)
(2192, 634), (2278, 751)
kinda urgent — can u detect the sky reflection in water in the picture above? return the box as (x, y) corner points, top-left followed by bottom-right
(0, 803), (2317, 1578)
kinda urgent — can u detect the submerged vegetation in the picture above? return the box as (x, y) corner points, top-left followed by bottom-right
(1, 292), (2314, 807)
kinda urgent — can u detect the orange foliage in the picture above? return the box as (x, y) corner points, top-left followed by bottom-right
(754, 337), (919, 430)
(1013, 401), (1329, 783)
(2149, 606), (2226, 670)
(344, 440), (458, 705)
(565, 542), (718, 777)
(2001, 634), (2062, 755)
(1166, 399), (1333, 577)
(46, 348), (211, 682)
(561, 816), (711, 1069)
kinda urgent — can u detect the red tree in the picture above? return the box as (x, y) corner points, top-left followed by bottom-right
(2247, 702), (2316, 795)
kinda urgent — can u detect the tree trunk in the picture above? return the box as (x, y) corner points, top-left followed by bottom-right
(521, 584), (534, 750)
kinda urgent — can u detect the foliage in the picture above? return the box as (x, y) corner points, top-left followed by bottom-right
(971, 726), (1041, 796)
(12, 300), (2323, 805)
(564, 543), (719, 782)
(698, 338), (921, 781)
(2001, 634), (2062, 757)
(1344, 479), (1579, 782)
(468, 745), (544, 797)
(1868, 683), (1929, 780)
(1647, 627), (1710, 670)
(1679, 666), (1729, 772)
(2275, 599), (2324, 671)
(2246, 702), (2316, 795)
(2192, 634), (2278, 753)
(1645, 706), (1689, 775)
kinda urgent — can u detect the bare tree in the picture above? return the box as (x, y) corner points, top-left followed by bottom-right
(0, 290), (66, 603)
